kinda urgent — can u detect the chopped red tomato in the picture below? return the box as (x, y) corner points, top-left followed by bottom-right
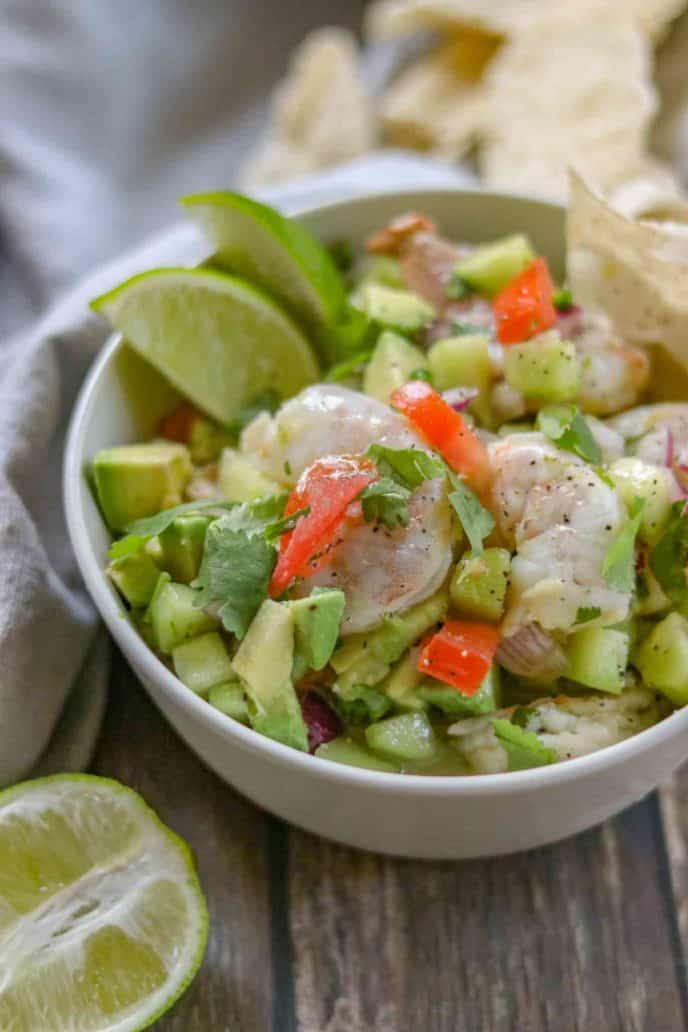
(158, 402), (201, 443)
(417, 620), (500, 696)
(269, 457), (377, 597)
(391, 380), (489, 493)
(493, 257), (556, 344)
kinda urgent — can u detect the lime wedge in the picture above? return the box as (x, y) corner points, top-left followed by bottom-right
(181, 192), (346, 362)
(0, 775), (208, 1031)
(92, 267), (319, 424)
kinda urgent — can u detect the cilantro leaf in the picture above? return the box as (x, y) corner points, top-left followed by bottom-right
(326, 348), (374, 383)
(446, 272), (472, 300)
(192, 519), (276, 638)
(536, 405), (602, 465)
(650, 501), (688, 601)
(366, 444), (444, 490)
(108, 535), (146, 560)
(360, 477), (411, 529)
(492, 719), (557, 770)
(409, 367), (434, 384)
(446, 471), (495, 555)
(264, 506), (310, 544)
(227, 390), (281, 436)
(602, 497), (645, 592)
(576, 606), (601, 625)
(124, 499), (234, 538)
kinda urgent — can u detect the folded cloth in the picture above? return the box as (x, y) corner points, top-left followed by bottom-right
(0, 153), (472, 787)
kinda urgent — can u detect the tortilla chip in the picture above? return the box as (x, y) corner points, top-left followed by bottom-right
(241, 28), (376, 186)
(480, 17), (657, 203)
(380, 33), (498, 157)
(606, 158), (688, 222)
(567, 171), (688, 373)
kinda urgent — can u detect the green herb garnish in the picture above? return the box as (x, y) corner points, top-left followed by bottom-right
(536, 405), (602, 465)
(575, 606), (601, 625)
(365, 445), (444, 490)
(446, 471), (495, 555)
(326, 348), (374, 382)
(650, 501), (688, 601)
(602, 497), (645, 593)
(492, 719), (557, 770)
(360, 478), (411, 529)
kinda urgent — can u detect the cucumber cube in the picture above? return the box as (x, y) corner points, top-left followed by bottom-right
(609, 458), (675, 546)
(419, 664), (501, 715)
(450, 547), (511, 622)
(218, 449), (281, 503)
(504, 333), (580, 403)
(363, 330), (427, 403)
(365, 712), (438, 762)
(355, 255), (404, 289)
(455, 234), (535, 296)
(93, 442), (192, 532)
(316, 736), (400, 772)
(428, 333), (492, 422)
(380, 649), (426, 711)
(108, 550), (160, 608)
(159, 515), (210, 584)
(634, 612), (688, 705)
(148, 575), (215, 654)
(351, 283), (436, 334)
(566, 627), (629, 694)
(172, 631), (234, 695)
(208, 679), (250, 723)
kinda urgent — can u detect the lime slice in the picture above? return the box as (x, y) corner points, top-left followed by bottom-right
(181, 192), (346, 361)
(92, 266), (319, 424)
(0, 775), (208, 1031)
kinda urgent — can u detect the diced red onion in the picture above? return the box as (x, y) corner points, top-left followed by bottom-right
(664, 428), (675, 468)
(301, 692), (342, 753)
(496, 623), (568, 681)
(556, 305), (584, 339)
(442, 387), (479, 412)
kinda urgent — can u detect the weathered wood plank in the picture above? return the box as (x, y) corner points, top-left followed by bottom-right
(288, 797), (686, 1032)
(91, 650), (275, 1032)
(659, 773), (688, 988)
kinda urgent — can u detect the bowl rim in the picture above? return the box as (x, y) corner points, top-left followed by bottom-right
(64, 184), (688, 797)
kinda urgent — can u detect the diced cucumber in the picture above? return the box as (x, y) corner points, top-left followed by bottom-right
(335, 683), (392, 723)
(316, 736), (400, 773)
(93, 442), (192, 532)
(147, 575), (215, 654)
(363, 330), (428, 403)
(351, 283), (435, 334)
(419, 664), (501, 715)
(380, 648), (426, 711)
(566, 627), (629, 694)
(450, 547), (511, 622)
(158, 515), (210, 584)
(189, 416), (233, 465)
(365, 711), (438, 762)
(428, 333), (492, 422)
(218, 449), (281, 503)
(634, 612), (688, 705)
(455, 235), (535, 296)
(609, 458), (675, 546)
(108, 550), (160, 608)
(208, 678), (250, 723)
(634, 565), (672, 617)
(503, 333), (581, 403)
(172, 631), (234, 695)
(354, 255), (404, 290)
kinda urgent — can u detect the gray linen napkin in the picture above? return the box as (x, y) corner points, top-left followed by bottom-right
(0, 153), (470, 787)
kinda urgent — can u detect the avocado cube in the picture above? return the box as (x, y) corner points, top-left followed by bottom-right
(634, 612), (688, 705)
(504, 333), (581, 403)
(566, 627), (629, 694)
(419, 664), (501, 715)
(363, 330), (428, 403)
(287, 589), (345, 681)
(107, 550), (161, 608)
(316, 736), (400, 772)
(365, 712), (438, 762)
(450, 548), (511, 623)
(380, 650), (426, 711)
(93, 442), (192, 532)
(172, 631), (234, 696)
(208, 679), (249, 723)
(334, 683), (392, 724)
(351, 283), (436, 334)
(218, 449), (282, 503)
(455, 234), (535, 296)
(147, 575), (215, 654)
(232, 599), (308, 751)
(159, 515), (210, 584)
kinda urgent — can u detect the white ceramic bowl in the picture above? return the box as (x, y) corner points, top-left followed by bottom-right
(64, 188), (688, 859)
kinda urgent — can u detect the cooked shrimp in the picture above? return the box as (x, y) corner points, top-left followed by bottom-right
(564, 310), (649, 416)
(609, 402), (688, 466)
(241, 385), (453, 634)
(488, 432), (630, 632)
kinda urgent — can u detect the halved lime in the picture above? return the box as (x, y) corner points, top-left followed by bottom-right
(0, 775), (208, 1031)
(92, 267), (319, 424)
(181, 192), (346, 361)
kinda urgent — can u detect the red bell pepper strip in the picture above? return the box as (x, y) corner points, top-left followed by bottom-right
(269, 457), (377, 597)
(391, 380), (490, 493)
(417, 619), (500, 696)
(493, 257), (556, 344)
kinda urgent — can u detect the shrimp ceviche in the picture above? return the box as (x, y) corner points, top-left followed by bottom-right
(90, 186), (688, 776)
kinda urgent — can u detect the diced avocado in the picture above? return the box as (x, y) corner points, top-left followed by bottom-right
(450, 548), (511, 623)
(503, 333), (581, 403)
(232, 599), (308, 751)
(455, 235), (535, 296)
(609, 458), (675, 546)
(634, 611), (688, 705)
(107, 550), (160, 608)
(188, 416), (234, 465)
(316, 736), (400, 772)
(172, 631), (234, 696)
(380, 649), (426, 711)
(334, 683), (392, 724)
(365, 712), (438, 762)
(351, 283), (436, 334)
(331, 588), (449, 693)
(147, 574), (215, 654)
(354, 255), (404, 290)
(208, 678), (250, 723)
(363, 330), (428, 403)
(427, 334), (492, 422)
(287, 588), (345, 682)
(419, 663), (501, 715)
(158, 515), (210, 584)
(218, 449), (281, 503)
(566, 627), (629, 694)
(93, 442), (192, 532)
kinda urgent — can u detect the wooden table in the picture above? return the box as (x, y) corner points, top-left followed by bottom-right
(92, 649), (688, 1031)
